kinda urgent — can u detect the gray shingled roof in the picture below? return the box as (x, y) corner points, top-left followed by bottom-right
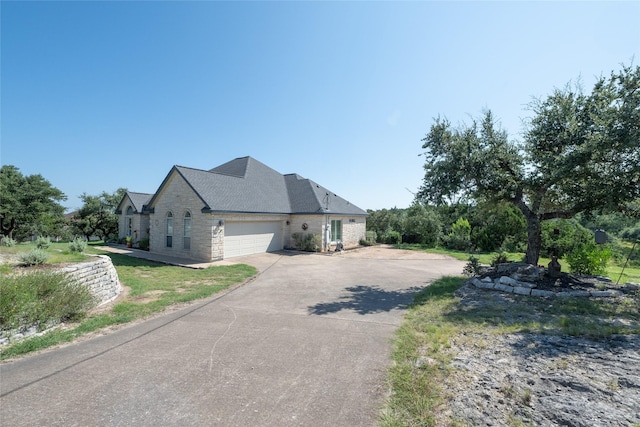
(115, 191), (153, 214)
(127, 192), (153, 213)
(148, 157), (367, 215)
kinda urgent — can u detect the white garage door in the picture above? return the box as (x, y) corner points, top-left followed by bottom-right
(224, 221), (283, 258)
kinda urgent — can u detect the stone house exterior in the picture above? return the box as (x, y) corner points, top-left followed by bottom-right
(115, 191), (153, 243)
(116, 157), (367, 261)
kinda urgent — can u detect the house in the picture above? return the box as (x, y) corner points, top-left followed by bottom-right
(116, 191), (153, 243)
(115, 157), (367, 261)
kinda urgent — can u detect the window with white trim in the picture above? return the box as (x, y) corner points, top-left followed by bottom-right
(126, 206), (134, 237)
(183, 212), (191, 250)
(166, 212), (173, 248)
(330, 220), (342, 242)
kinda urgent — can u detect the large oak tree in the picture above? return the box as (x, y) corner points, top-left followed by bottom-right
(0, 165), (67, 241)
(418, 65), (640, 265)
(72, 188), (127, 241)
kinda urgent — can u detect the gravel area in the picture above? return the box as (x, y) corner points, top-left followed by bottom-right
(440, 284), (640, 427)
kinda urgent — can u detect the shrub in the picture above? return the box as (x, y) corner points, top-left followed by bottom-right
(1, 236), (16, 247)
(381, 230), (402, 244)
(491, 252), (510, 266)
(445, 217), (472, 250)
(463, 256), (482, 276)
(18, 249), (49, 266)
(0, 271), (95, 331)
(359, 238), (373, 247)
(402, 204), (442, 246)
(541, 219), (592, 258)
(138, 238), (150, 251)
(566, 244), (611, 275)
(35, 236), (52, 249)
(620, 225), (640, 242)
(366, 230), (377, 243)
(291, 233), (321, 252)
(68, 237), (87, 253)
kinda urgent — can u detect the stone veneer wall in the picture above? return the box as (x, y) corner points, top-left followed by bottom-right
(61, 255), (121, 306)
(148, 172), (215, 262)
(331, 216), (366, 248)
(287, 214), (367, 251)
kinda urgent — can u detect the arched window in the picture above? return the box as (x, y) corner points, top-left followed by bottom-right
(126, 206), (134, 237)
(183, 211), (191, 250)
(166, 212), (173, 248)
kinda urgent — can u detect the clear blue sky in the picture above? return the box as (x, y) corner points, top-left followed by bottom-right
(1, 1), (639, 212)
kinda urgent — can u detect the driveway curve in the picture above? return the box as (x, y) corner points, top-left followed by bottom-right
(0, 247), (465, 426)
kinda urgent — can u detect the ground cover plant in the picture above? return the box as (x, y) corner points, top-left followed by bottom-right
(0, 243), (256, 359)
(0, 271), (95, 332)
(381, 276), (640, 426)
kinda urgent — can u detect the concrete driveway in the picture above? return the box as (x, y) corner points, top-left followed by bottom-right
(0, 247), (465, 426)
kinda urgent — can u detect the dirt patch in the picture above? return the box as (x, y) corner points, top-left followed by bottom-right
(339, 245), (454, 260)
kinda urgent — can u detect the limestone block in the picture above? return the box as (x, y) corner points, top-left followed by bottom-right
(513, 286), (532, 296)
(494, 283), (514, 293)
(472, 278), (495, 290)
(496, 262), (529, 274)
(531, 289), (555, 297)
(499, 276), (519, 286)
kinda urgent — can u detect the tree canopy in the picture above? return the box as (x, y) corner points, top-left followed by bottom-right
(418, 64), (640, 265)
(0, 165), (67, 241)
(71, 188), (127, 241)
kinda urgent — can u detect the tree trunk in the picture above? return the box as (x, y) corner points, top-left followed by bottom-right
(524, 214), (542, 266)
(513, 197), (543, 266)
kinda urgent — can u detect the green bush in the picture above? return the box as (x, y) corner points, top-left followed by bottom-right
(0, 271), (95, 331)
(620, 225), (640, 242)
(381, 230), (401, 244)
(491, 252), (510, 266)
(463, 256), (482, 276)
(445, 217), (472, 250)
(68, 237), (87, 253)
(18, 249), (49, 266)
(1, 236), (16, 247)
(138, 238), (150, 251)
(359, 238), (373, 247)
(291, 233), (321, 252)
(541, 219), (593, 258)
(35, 236), (52, 249)
(402, 204), (442, 246)
(365, 230), (377, 243)
(566, 244), (611, 275)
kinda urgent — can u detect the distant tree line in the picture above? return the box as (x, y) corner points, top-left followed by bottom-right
(366, 202), (639, 262)
(0, 165), (125, 243)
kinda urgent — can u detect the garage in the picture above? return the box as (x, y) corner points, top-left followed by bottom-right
(224, 221), (283, 258)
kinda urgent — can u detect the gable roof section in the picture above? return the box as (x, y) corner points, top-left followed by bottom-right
(285, 174), (367, 215)
(115, 191), (153, 214)
(147, 156), (367, 216)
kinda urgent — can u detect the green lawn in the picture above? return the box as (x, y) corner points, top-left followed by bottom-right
(0, 242), (256, 360)
(0, 241), (91, 264)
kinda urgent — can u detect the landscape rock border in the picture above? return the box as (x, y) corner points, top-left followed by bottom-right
(470, 262), (639, 298)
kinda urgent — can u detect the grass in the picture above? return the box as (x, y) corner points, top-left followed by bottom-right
(381, 275), (640, 426)
(0, 243), (257, 360)
(0, 241), (91, 264)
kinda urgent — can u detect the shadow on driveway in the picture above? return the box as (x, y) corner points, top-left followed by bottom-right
(308, 284), (423, 315)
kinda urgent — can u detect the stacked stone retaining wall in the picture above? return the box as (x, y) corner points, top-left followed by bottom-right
(61, 255), (121, 305)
